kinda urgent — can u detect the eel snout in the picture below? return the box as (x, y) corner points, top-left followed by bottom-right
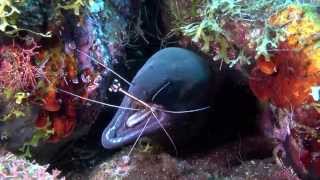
(102, 96), (172, 149)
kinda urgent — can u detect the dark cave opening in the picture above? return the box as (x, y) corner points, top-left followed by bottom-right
(47, 0), (272, 176)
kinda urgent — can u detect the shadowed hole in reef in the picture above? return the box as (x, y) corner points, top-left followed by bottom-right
(47, 0), (271, 176)
(148, 69), (270, 160)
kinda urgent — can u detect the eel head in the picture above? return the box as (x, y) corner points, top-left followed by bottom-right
(101, 47), (212, 149)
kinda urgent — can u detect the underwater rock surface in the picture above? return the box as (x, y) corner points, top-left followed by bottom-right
(69, 136), (289, 180)
(0, 0), (138, 163)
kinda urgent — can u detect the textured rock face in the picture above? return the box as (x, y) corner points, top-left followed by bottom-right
(249, 5), (320, 179)
(83, 136), (281, 180)
(0, 0), (139, 163)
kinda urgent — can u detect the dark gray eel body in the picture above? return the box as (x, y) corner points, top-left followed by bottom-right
(101, 47), (213, 149)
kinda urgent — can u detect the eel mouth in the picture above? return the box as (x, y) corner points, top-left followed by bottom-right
(101, 101), (171, 149)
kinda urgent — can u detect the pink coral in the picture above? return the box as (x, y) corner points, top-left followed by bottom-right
(0, 41), (39, 91)
(0, 151), (64, 179)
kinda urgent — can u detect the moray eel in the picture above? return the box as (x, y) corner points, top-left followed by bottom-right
(101, 47), (213, 149)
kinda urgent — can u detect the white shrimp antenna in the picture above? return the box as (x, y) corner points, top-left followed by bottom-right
(75, 47), (132, 86)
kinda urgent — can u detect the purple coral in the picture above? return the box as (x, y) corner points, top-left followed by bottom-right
(0, 151), (64, 179)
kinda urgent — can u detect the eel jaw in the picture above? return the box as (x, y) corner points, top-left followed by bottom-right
(101, 102), (172, 149)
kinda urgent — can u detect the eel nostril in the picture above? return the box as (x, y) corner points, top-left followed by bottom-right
(0, 130), (9, 142)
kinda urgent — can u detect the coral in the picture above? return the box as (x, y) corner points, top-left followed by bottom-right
(19, 128), (54, 158)
(180, 0), (296, 66)
(180, 0), (231, 53)
(65, 54), (78, 81)
(227, 49), (251, 67)
(0, 0), (20, 34)
(42, 84), (60, 112)
(255, 3), (320, 61)
(23, 46), (81, 144)
(249, 4), (320, 108)
(249, 42), (317, 107)
(35, 112), (49, 129)
(0, 43), (80, 154)
(255, 56), (276, 75)
(277, 105), (320, 179)
(0, 41), (40, 123)
(0, 0), (121, 161)
(57, 0), (86, 16)
(0, 91), (30, 121)
(0, 151), (63, 179)
(0, 0), (51, 37)
(254, 24), (286, 60)
(164, 0), (204, 29)
(42, 47), (66, 81)
(49, 115), (76, 143)
(0, 41), (39, 92)
(252, 4), (320, 178)
(48, 100), (77, 142)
